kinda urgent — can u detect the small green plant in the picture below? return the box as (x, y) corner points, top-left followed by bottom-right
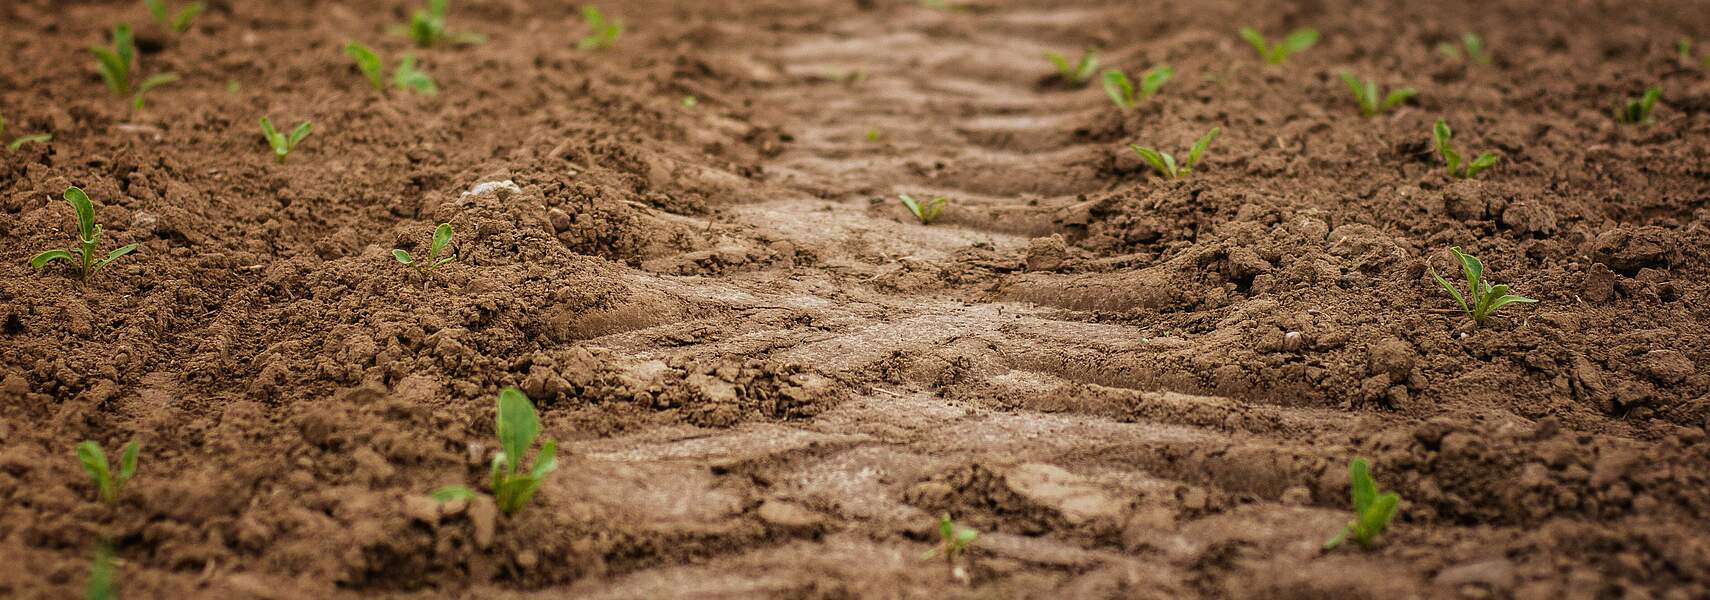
(393, 223), (458, 275)
(0, 111), (53, 151)
(259, 116), (313, 164)
(898, 194), (947, 225)
(431, 387), (559, 516)
(30, 187), (139, 280)
(1430, 246), (1537, 325)
(1340, 73), (1416, 117)
(406, 0), (485, 47)
(1101, 66), (1172, 111)
(91, 24), (179, 110)
(866, 127), (881, 142)
(76, 440), (140, 505)
(1614, 86), (1661, 124)
(1043, 48), (1099, 85)
(1240, 27), (1319, 65)
(681, 95), (697, 109)
(1432, 119), (1498, 179)
(1324, 458), (1400, 551)
(578, 6), (623, 50)
(87, 542), (118, 600)
(1437, 32), (1490, 65)
(344, 42), (439, 95)
(921, 513), (978, 563)
(1129, 126), (1220, 179)
(143, 0), (205, 34)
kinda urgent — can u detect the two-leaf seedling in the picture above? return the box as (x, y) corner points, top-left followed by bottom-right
(432, 387), (558, 516)
(143, 0), (204, 34)
(77, 440), (140, 505)
(898, 194), (947, 225)
(921, 513), (978, 563)
(1437, 32), (1491, 65)
(1130, 126), (1220, 179)
(1102, 66), (1172, 111)
(1240, 27), (1319, 65)
(1341, 73), (1416, 117)
(0, 111), (52, 151)
(1044, 48), (1098, 85)
(1614, 87), (1661, 125)
(579, 6), (624, 50)
(91, 24), (179, 110)
(393, 223), (458, 276)
(345, 42), (438, 95)
(1432, 120), (1498, 179)
(30, 187), (139, 280)
(1430, 246), (1536, 325)
(406, 0), (485, 47)
(1324, 458), (1400, 551)
(259, 116), (313, 164)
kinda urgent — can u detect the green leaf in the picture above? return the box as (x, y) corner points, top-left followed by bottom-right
(77, 441), (115, 503)
(145, 0), (168, 22)
(118, 441), (140, 485)
(1355, 492), (1400, 548)
(8, 134), (52, 151)
(1130, 145), (1171, 178)
(1381, 88), (1417, 110)
(1044, 51), (1071, 76)
(132, 73), (179, 110)
(1101, 69), (1134, 110)
(1465, 153), (1499, 178)
(1138, 65), (1173, 100)
(1323, 523), (1351, 550)
(172, 2), (205, 33)
(430, 485), (478, 502)
(393, 249), (415, 265)
(1280, 29), (1320, 56)
(92, 47), (130, 97)
(1450, 246), (1483, 292)
(429, 0), (449, 18)
(65, 186), (98, 242)
(344, 42), (385, 91)
(30, 249), (74, 269)
(530, 440), (558, 479)
(431, 223), (454, 256)
(287, 121), (313, 147)
(1238, 28), (1270, 61)
(114, 24), (135, 72)
(899, 194), (922, 220)
(495, 387), (539, 476)
(94, 244), (139, 272)
(394, 55), (439, 95)
(1430, 267), (1469, 315)
(1074, 49), (1099, 82)
(1485, 293), (1537, 315)
(259, 116), (282, 151)
(1348, 457), (1375, 514)
(1160, 152), (1178, 177)
(1184, 126), (1220, 172)
(1339, 72), (1367, 113)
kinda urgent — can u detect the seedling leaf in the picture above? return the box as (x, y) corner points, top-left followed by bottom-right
(345, 42), (385, 91)
(1241, 27), (1318, 64)
(1044, 48), (1099, 85)
(1324, 457), (1401, 551)
(1101, 69), (1134, 111)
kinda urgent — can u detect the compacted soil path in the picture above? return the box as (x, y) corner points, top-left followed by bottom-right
(2, 0), (1709, 598)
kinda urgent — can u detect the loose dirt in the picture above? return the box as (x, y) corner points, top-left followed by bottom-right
(3, 0), (1709, 598)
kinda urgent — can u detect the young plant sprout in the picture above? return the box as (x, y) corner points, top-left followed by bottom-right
(393, 223), (457, 276)
(91, 24), (179, 110)
(76, 440), (140, 505)
(1340, 73), (1416, 117)
(0, 111), (53, 151)
(1432, 119), (1499, 179)
(143, 0), (205, 34)
(898, 194), (947, 225)
(866, 127), (881, 142)
(921, 513), (978, 564)
(1437, 32), (1491, 65)
(1240, 27), (1319, 65)
(344, 42), (439, 95)
(1130, 126), (1220, 179)
(30, 187), (139, 280)
(259, 116), (313, 164)
(1044, 48), (1099, 85)
(1324, 458), (1400, 551)
(1102, 65), (1172, 111)
(578, 6), (624, 51)
(431, 387), (559, 516)
(1429, 246), (1537, 325)
(1614, 87), (1661, 124)
(406, 0), (485, 47)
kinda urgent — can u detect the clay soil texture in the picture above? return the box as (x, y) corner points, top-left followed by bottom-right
(4, 0), (1710, 598)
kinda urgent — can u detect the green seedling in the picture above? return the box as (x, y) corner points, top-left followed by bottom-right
(87, 542), (118, 600)
(143, 0), (205, 34)
(259, 116), (313, 164)
(898, 194), (947, 225)
(406, 0), (486, 47)
(1102, 66), (1172, 111)
(1429, 246), (1536, 325)
(866, 127), (881, 142)
(1432, 119), (1498, 179)
(1437, 32), (1490, 65)
(76, 440), (140, 505)
(1614, 86), (1661, 124)
(30, 187), (139, 280)
(1044, 48), (1099, 85)
(393, 223), (458, 275)
(578, 6), (623, 51)
(682, 95), (697, 109)
(431, 387), (559, 516)
(1130, 126), (1220, 179)
(91, 24), (179, 110)
(1340, 73), (1416, 117)
(921, 513), (978, 563)
(1324, 458), (1400, 551)
(344, 42), (438, 95)
(0, 111), (53, 151)
(1240, 27), (1319, 65)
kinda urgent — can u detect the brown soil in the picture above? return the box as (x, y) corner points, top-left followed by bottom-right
(4, 0), (1710, 598)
